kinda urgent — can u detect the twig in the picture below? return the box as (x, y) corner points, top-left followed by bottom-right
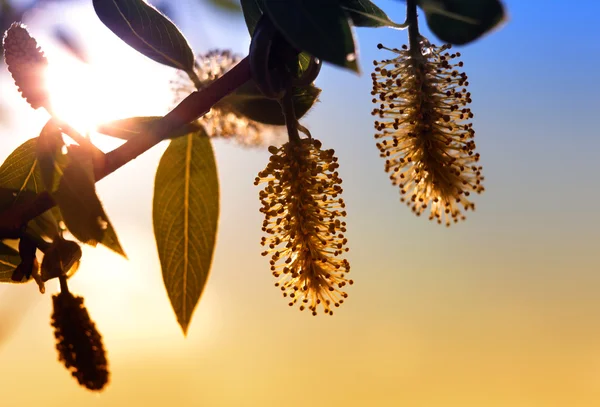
(406, 0), (421, 52)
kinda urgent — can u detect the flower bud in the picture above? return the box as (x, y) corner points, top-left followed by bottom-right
(41, 237), (82, 282)
(51, 290), (109, 391)
(3, 23), (49, 110)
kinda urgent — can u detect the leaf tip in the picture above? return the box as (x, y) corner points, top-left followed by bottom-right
(345, 52), (360, 74)
(178, 320), (190, 336)
(112, 245), (128, 260)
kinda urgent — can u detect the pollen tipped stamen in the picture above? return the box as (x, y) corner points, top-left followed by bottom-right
(372, 39), (484, 225)
(256, 138), (351, 315)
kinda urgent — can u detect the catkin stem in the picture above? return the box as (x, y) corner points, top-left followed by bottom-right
(406, 0), (421, 52)
(279, 88), (300, 144)
(58, 275), (69, 294)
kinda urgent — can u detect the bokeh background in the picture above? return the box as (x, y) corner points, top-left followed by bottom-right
(1, 0), (600, 406)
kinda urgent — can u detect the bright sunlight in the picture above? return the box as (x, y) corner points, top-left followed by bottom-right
(42, 25), (175, 151)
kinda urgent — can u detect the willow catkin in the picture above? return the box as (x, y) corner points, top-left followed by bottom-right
(371, 39), (484, 226)
(171, 49), (284, 146)
(255, 138), (352, 316)
(2, 23), (49, 110)
(51, 291), (109, 391)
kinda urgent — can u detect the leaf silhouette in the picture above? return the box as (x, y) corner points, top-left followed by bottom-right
(52, 150), (125, 257)
(418, 0), (506, 45)
(96, 116), (202, 141)
(153, 129), (219, 334)
(263, 0), (359, 72)
(93, 0), (195, 71)
(341, 0), (404, 28)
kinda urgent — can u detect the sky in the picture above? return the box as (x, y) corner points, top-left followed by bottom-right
(1, 0), (600, 406)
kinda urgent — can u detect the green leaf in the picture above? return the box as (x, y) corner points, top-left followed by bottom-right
(418, 0), (505, 45)
(0, 242), (24, 283)
(92, 0), (195, 71)
(341, 0), (404, 28)
(37, 120), (66, 192)
(241, 0), (264, 35)
(0, 138), (60, 239)
(0, 139), (44, 195)
(297, 52), (312, 75)
(52, 150), (124, 257)
(219, 81), (321, 126)
(153, 129), (219, 334)
(96, 116), (202, 141)
(263, 0), (359, 72)
(41, 127), (126, 257)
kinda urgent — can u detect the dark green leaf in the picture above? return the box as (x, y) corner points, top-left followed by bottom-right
(241, 0), (264, 35)
(0, 138), (60, 239)
(52, 150), (124, 257)
(96, 116), (202, 141)
(153, 130), (219, 334)
(219, 81), (321, 126)
(263, 0), (359, 72)
(92, 0), (195, 71)
(341, 0), (404, 28)
(0, 242), (24, 283)
(239, 2), (318, 78)
(418, 0), (505, 45)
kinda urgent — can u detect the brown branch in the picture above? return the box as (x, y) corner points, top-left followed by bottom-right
(0, 56), (252, 232)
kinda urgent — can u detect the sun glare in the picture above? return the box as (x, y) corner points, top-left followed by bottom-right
(43, 35), (175, 151)
(46, 58), (109, 134)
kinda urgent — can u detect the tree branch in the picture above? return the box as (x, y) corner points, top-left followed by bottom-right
(0, 56), (252, 232)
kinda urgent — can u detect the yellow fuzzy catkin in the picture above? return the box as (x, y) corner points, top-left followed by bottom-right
(255, 138), (353, 315)
(372, 40), (484, 226)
